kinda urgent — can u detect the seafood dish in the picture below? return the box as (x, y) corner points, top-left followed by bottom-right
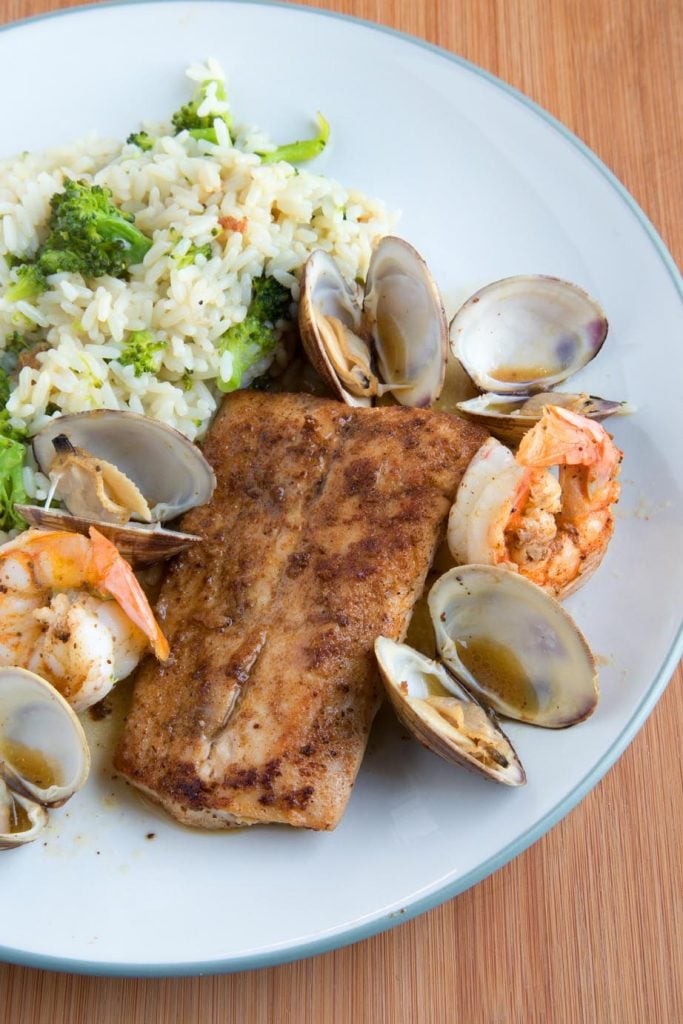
(114, 392), (486, 829)
(0, 59), (630, 845)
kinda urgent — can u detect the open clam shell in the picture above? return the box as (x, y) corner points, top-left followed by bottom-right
(32, 410), (216, 522)
(0, 778), (48, 850)
(455, 391), (628, 446)
(298, 250), (372, 406)
(450, 275), (608, 395)
(363, 236), (448, 408)
(15, 505), (201, 566)
(0, 667), (90, 808)
(299, 237), (447, 408)
(428, 566), (598, 728)
(375, 637), (525, 785)
(26, 410), (215, 563)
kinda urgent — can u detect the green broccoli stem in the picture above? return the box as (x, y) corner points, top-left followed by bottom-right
(188, 127), (219, 144)
(97, 217), (153, 266)
(259, 112), (330, 166)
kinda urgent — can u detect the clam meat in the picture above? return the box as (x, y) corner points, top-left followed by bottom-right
(299, 237), (448, 408)
(375, 636), (526, 785)
(19, 410), (216, 564)
(46, 433), (152, 525)
(428, 566), (598, 728)
(0, 667), (90, 850)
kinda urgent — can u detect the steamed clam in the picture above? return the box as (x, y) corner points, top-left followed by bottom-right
(18, 410), (216, 564)
(428, 566), (598, 728)
(375, 636), (525, 785)
(454, 391), (628, 446)
(449, 275), (623, 440)
(450, 275), (608, 394)
(0, 667), (90, 850)
(299, 237), (448, 408)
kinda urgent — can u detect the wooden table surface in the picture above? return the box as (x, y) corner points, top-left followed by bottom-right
(0, 0), (680, 1021)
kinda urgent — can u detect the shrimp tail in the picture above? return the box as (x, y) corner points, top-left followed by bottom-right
(87, 527), (170, 661)
(507, 468), (534, 530)
(517, 405), (622, 486)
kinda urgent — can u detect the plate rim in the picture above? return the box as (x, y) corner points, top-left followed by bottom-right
(0, 0), (681, 978)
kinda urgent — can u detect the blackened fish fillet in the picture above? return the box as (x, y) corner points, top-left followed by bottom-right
(114, 392), (486, 830)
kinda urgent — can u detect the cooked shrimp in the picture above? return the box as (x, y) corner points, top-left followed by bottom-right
(0, 527), (168, 711)
(448, 406), (622, 598)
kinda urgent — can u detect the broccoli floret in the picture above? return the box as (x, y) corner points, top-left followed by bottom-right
(39, 179), (153, 277)
(248, 275), (292, 324)
(34, 249), (84, 276)
(172, 241), (213, 269)
(127, 130), (154, 152)
(171, 77), (233, 145)
(216, 316), (276, 394)
(5, 263), (47, 304)
(257, 112), (330, 166)
(4, 181), (154, 303)
(216, 275), (292, 393)
(118, 330), (166, 377)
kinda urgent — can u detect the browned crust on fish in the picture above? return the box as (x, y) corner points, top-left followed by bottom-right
(114, 392), (487, 830)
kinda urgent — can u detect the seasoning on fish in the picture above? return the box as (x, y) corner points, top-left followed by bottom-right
(114, 392), (487, 830)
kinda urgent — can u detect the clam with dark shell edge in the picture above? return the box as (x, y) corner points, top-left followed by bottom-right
(19, 410), (216, 565)
(0, 667), (90, 850)
(449, 275), (625, 439)
(428, 565), (599, 728)
(299, 237), (448, 409)
(454, 391), (629, 446)
(375, 636), (526, 785)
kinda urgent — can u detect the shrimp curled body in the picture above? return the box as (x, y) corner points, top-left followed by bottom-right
(0, 527), (168, 711)
(448, 406), (623, 599)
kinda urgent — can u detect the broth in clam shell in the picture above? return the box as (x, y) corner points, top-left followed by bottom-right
(428, 566), (599, 728)
(0, 668), (90, 850)
(449, 275), (608, 395)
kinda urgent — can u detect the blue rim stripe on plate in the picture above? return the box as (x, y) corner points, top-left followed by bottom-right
(0, 0), (681, 978)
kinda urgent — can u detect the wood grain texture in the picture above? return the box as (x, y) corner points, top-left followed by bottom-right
(0, 0), (681, 1021)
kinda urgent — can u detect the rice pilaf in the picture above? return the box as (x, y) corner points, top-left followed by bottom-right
(0, 58), (395, 456)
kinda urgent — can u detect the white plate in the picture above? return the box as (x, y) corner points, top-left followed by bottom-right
(1, 0), (681, 976)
